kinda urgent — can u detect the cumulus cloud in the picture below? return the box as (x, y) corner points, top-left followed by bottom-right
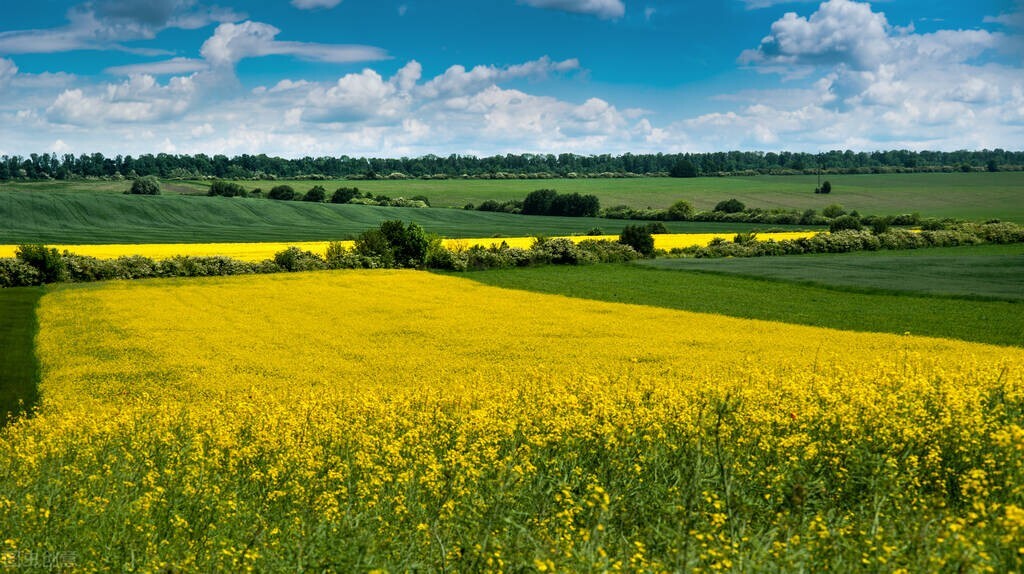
(47, 74), (196, 125)
(303, 69), (407, 122)
(705, 0), (1024, 151)
(200, 21), (388, 68)
(739, 0), (893, 71)
(291, 0), (343, 9)
(519, 0), (625, 19)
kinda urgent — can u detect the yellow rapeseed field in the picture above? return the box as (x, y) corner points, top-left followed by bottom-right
(0, 231), (816, 262)
(1, 270), (1021, 571)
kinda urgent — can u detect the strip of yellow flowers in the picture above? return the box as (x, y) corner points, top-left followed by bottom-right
(0, 231), (815, 261)
(1, 270), (1021, 572)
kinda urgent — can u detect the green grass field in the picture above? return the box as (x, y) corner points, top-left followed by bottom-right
(0, 191), (780, 244)
(459, 263), (1023, 347)
(643, 244), (1024, 301)
(0, 287), (41, 423)
(3, 171), (1022, 220)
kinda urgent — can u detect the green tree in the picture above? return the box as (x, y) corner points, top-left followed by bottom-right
(669, 159), (698, 178)
(128, 176), (161, 195)
(618, 225), (655, 257)
(522, 189), (558, 215)
(354, 221), (430, 268)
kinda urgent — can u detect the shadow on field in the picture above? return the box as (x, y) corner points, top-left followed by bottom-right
(0, 287), (42, 425)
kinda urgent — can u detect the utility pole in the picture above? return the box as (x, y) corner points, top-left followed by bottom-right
(816, 152), (822, 193)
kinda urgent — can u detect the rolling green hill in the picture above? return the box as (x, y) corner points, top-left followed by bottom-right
(3, 171), (1021, 221)
(0, 191), (776, 244)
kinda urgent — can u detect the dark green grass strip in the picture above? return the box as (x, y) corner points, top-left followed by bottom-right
(0, 191), (787, 244)
(641, 244), (1024, 301)
(0, 287), (42, 424)
(458, 264), (1024, 347)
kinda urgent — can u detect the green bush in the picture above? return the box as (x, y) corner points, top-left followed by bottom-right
(666, 200), (694, 221)
(128, 176), (161, 195)
(829, 215), (864, 232)
(713, 198), (745, 213)
(530, 237), (580, 265)
(575, 240), (640, 263)
(822, 204), (846, 218)
(16, 245), (67, 283)
(273, 247), (326, 272)
(618, 225), (656, 257)
(0, 258), (42, 287)
(208, 180), (247, 197)
(158, 256), (258, 277)
(733, 231), (757, 244)
(331, 187), (360, 204)
(920, 218), (950, 231)
(303, 186), (327, 202)
(268, 185), (296, 201)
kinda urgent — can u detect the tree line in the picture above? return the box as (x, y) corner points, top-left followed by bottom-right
(2, 149), (1021, 181)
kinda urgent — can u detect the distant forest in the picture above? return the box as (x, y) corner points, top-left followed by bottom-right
(2, 149), (1021, 181)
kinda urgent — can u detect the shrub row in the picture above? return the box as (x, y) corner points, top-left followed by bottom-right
(671, 222), (1024, 259)
(604, 199), (926, 228)
(207, 182), (430, 208)
(1, 223), (643, 287)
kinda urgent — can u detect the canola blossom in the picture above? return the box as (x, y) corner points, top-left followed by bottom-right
(0, 231), (816, 262)
(1, 270), (1021, 572)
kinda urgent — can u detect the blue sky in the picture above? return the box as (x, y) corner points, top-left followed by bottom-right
(0, 0), (1021, 157)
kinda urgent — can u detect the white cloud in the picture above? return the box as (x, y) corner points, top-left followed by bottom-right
(105, 57), (209, 76)
(741, 0), (817, 10)
(47, 74), (196, 125)
(519, 0), (625, 19)
(0, 1), (243, 55)
(985, 2), (1024, 30)
(51, 139), (71, 153)
(420, 56), (579, 98)
(0, 59), (17, 90)
(200, 21), (388, 68)
(740, 0), (893, 71)
(303, 69), (404, 122)
(696, 0), (1024, 152)
(291, 0), (343, 9)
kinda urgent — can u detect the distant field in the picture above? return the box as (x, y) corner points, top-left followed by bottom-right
(2, 171), (1021, 221)
(643, 244), (1024, 301)
(0, 287), (41, 422)
(461, 263), (1024, 347)
(0, 191), (779, 244)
